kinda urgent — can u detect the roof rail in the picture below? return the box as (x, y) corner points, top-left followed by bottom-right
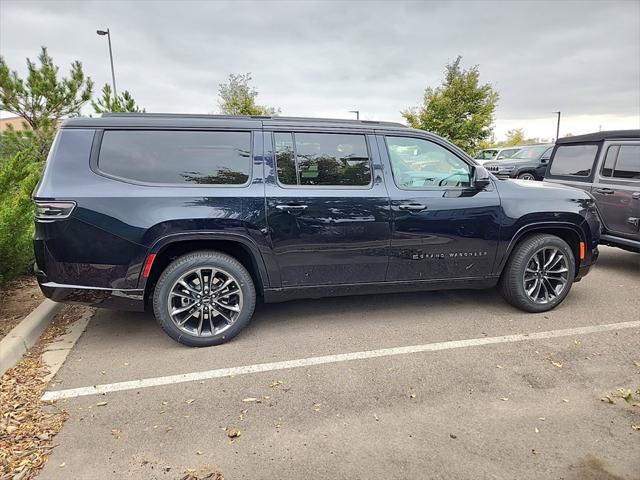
(100, 112), (407, 128)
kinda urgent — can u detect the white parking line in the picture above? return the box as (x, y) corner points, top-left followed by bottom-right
(42, 320), (640, 401)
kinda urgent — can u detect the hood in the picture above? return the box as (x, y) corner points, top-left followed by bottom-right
(497, 176), (592, 200)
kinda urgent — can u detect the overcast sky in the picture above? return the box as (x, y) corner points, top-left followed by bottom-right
(1, 0), (639, 140)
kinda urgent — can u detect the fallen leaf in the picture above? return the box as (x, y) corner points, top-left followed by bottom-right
(449, 433), (457, 439)
(111, 428), (122, 439)
(409, 393), (416, 399)
(551, 361), (563, 369)
(270, 380), (284, 388)
(59, 462), (66, 468)
(632, 425), (640, 431)
(196, 450), (203, 455)
(313, 403), (321, 412)
(242, 397), (259, 403)
(226, 427), (241, 439)
(185, 399), (195, 405)
(123, 362), (129, 367)
(601, 396), (615, 404)
(263, 395), (271, 400)
(496, 364), (504, 369)
(538, 417), (546, 421)
(534, 427), (539, 433)
(500, 397), (509, 401)
(373, 414), (380, 421)
(633, 361), (640, 368)
(96, 402), (108, 407)
(562, 399), (569, 403)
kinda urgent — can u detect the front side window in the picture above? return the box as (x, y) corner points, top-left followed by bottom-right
(549, 145), (598, 177)
(386, 136), (471, 188)
(98, 130), (252, 185)
(612, 145), (640, 179)
(274, 132), (371, 186)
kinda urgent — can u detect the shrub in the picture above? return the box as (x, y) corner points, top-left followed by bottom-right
(0, 147), (44, 285)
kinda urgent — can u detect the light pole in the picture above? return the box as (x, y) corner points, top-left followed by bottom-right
(349, 110), (360, 120)
(553, 111), (561, 141)
(97, 28), (117, 97)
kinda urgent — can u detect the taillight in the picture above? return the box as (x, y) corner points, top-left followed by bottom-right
(34, 201), (76, 220)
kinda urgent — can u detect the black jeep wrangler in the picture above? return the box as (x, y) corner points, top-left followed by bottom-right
(33, 114), (600, 346)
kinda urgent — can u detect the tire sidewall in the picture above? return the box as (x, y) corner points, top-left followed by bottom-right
(507, 235), (576, 312)
(153, 252), (256, 347)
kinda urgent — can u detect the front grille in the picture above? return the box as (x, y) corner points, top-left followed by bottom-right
(486, 165), (499, 172)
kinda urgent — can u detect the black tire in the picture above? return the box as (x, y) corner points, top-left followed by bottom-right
(517, 172), (536, 181)
(152, 251), (256, 347)
(499, 234), (576, 313)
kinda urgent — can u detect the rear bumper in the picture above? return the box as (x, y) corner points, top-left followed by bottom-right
(35, 265), (145, 311)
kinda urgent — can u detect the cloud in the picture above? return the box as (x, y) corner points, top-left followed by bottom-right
(1, 0), (638, 139)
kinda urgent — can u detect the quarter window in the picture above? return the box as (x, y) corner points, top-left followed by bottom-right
(98, 130), (252, 185)
(612, 145), (640, 179)
(549, 145), (598, 177)
(274, 132), (371, 186)
(386, 136), (471, 188)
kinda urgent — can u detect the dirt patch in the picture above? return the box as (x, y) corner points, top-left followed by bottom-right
(0, 305), (86, 480)
(0, 276), (44, 340)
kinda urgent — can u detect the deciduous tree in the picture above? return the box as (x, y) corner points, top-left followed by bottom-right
(402, 56), (498, 155)
(218, 73), (279, 116)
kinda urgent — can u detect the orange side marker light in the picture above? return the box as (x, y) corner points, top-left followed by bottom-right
(579, 242), (585, 261)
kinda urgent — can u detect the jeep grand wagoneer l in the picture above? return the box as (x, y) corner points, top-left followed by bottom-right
(33, 114), (600, 346)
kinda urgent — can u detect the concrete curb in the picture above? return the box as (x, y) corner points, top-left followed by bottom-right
(0, 299), (64, 376)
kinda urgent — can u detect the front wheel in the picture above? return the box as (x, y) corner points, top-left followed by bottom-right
(517, 172), (536, 181)
(499, 234), (575, 313)
(153, 251), (256, 347)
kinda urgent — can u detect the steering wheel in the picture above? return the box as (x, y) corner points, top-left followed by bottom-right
(438, 172), (463, 187)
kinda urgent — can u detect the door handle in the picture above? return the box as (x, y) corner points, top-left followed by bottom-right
(632, 192), (640, 200)
(398, 203), (427, 212)
(627, 217), (640, 228)
(595, 188), (614, 195)
(275, 204), (308, 211)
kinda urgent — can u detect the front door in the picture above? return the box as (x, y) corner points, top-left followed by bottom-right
(265, 130), (391, 287)
(594, 143), (640, 238)
(377, 134), (501, 281)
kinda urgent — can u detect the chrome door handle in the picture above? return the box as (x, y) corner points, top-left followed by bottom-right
(595, 188), (614, 195)
(632, 192), (640, 200)
(275, 204), (308, 211)
(398, 203), (427, 212)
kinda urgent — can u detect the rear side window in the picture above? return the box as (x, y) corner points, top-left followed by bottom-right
(274, 132), (371, 187)
(611, 145), (640, 179)
(549, 145), (598, 177)
(98, 130), (252, 185)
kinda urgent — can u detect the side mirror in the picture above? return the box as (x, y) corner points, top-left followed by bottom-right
(540, 157), (549, 165)
(473, 165), (491, 190)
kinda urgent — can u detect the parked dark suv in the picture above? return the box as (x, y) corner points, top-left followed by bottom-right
(33, 114), (600, 346)
(484, 144), (554, 181)
(544, 130), (640, 252)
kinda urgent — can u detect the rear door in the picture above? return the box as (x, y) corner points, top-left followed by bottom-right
(595, 142), (640, 238)
(264, 129), (391, 287)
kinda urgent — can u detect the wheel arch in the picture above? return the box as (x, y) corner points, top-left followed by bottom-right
(139, 233), (270, 308)
(497, 223), (585, 276)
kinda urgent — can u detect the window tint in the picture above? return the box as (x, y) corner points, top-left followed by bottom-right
(98, 130), (251, 185)
(274, 132), (371, 186)
(512, 145), (550, 160)
(386, 136), (471, 188)
(613, 145), (640, 179)
(497, 149), (518, 159)
(601, 145), (619, 177)
(549, 145), (598, 177)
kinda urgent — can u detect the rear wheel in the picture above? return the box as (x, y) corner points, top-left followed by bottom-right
(499, 234), (575, 312)
(153, 251), (256, 347)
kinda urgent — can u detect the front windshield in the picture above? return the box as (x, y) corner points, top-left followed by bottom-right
(474, 149), (497, 160)
(511, 146), (549, 160)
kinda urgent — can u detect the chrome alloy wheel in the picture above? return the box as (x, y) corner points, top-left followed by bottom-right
(519, 173), (536, 180)
(523, 247), (569, 304)
(167, 267), (243, 337)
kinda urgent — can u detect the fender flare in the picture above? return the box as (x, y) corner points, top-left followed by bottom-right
(496, 221), (587, 274)
(138, 231), (272, 291)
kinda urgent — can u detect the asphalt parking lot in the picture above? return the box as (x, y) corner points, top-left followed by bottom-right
(39, 246), (639, 480)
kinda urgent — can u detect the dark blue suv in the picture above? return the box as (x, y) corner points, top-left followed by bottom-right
(33, 114), (600, 346)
